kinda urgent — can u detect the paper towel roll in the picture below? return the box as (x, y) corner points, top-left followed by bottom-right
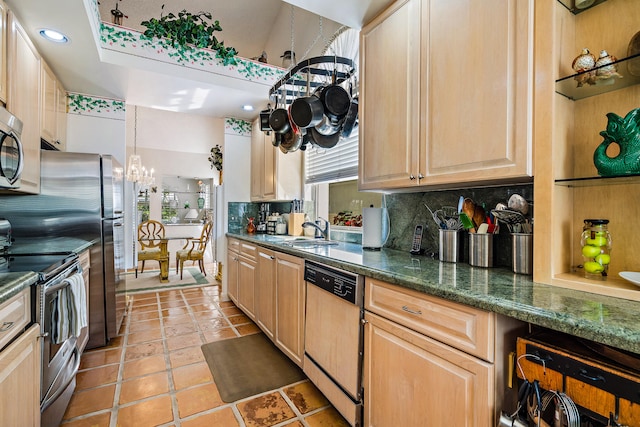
(362, 207), (387, 250)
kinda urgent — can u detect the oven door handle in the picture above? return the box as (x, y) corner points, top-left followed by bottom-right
(44, 268), (80, 296)
(40, 346), (80, 411)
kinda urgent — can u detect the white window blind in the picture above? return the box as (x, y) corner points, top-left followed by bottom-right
(305, 130), (359, 184)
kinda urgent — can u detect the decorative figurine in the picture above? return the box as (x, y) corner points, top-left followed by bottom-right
(572, 48), (596, 87)
(593, 108), (640, 176)
(594, 50), (623, 83)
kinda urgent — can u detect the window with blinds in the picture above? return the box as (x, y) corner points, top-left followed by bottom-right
(305, 130), (359, 184)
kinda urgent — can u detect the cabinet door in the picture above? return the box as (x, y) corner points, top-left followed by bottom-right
(250, 119), (264, 201)
(251, 118), (279, 201)
(7, 12), (41, 194)
(56, 81), (67, 150)
(41, 60), (56, 144)
(0, 324), (41, 427)
(256, 247), (276, 339)
(363, 311), (493, 427)
(237, 255), (256, 320)
(275, 252), (305, 366)
(226, 248), (239, 304)
(359, 0), (421, 190)
(421, 0), (533, 185)
(0, 0), (7, 104)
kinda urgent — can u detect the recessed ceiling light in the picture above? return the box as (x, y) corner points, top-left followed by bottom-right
(242, 105), (254, 111)
(39, 29), (69, 43)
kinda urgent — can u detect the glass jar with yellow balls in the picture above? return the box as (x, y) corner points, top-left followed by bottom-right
(580, 219), (612, 280)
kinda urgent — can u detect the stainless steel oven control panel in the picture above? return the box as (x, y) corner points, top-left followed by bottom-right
(304, 261), (363, 306)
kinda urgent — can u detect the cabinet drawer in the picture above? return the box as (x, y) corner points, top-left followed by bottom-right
(0, 289), (31, 351)
(365, 278), (495, 361)
(240, 242), (257, 261)
(228, 238), (240, 253)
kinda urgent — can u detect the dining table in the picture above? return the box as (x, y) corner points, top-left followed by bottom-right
(139, 236), (194, 282)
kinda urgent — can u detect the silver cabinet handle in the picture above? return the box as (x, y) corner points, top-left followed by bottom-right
(0, 321), (15, 332)
(402, 305), (422, 315)
(409, 175), (416, 180)
(418, 173), (424, 180)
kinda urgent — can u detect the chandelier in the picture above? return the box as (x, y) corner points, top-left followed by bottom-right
(126, 106), (155, 186)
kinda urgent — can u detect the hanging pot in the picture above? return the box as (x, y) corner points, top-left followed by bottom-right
(290, 96), (324, 128)
(341, 97), (359, 138)
(314, 115), (344, 136)
(318, 84), (351, 121)
(309, 127), (340, 149)
(269, 108), (291, 134)
(279, 108), (304, 153)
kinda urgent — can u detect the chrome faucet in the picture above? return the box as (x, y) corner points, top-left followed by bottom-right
(302, 218), (330, 240)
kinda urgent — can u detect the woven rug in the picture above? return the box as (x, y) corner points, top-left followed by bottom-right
(201, 333), (305, 402)
(123, 266), (213, 294)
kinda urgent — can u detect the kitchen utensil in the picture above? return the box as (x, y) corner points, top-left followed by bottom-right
(309, 126), (340, 148)
(491, 209), (526, 232)
(424, 203), (445, 229)
(290, 96), (324, 128)
(269, 108), (291, 134)
(318, 84), (351, 121)
(508, 194), (529, 215)
(314, 114), (344, 136)
(476, 223), (489, 234)
(341, 98), (358, 138)
(459, 212), (475, 231)
(495, 202), (508, 211)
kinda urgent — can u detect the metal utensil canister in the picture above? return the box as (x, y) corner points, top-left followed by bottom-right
(468, 233), (494, 267)
(439, 229), (464, 263)
(512, 233), (533, 275)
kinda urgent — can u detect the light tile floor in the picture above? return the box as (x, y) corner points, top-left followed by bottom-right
(61, 282), (350, 427)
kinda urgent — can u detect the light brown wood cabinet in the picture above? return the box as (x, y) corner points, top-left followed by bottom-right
(250, 118), (303, 201)
(363, 278), (524, 426)
(0, 0), (7, 104)
(0, 287), (40, 427)
(41, 59), (67, 150)
(7, 11), (41, 194)
(274, 251), (305, 367)
(256, 246), (276, 340)
(359, 0), (533, 191)
(226, 239), (240, 304)
(236, 241), (257, 320)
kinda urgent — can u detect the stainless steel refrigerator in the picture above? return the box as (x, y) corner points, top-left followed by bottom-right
(0, 150), (126, 348)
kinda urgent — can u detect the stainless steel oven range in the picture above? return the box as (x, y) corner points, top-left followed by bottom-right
(303, 261), (364, 426)
(2, 252), (84, 427)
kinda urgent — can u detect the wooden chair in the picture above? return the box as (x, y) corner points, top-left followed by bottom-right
(176, 220), (213, 279)
(137, 220), (169, 278)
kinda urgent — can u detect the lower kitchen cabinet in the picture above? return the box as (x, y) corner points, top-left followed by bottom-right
(0, 324), (41, 427)
(226, 239), (239, 304)
(256, 247), (276, 340)
(274, 252), (305, 367)
(236, 242), (257, 320)
(363, 277), (525, 426)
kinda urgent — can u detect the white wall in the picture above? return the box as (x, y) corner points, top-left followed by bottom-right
(66, 113), (126, 166)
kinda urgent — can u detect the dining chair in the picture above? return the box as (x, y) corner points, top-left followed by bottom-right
(176, 220), (213, 279)
(137, 220), (169, 277)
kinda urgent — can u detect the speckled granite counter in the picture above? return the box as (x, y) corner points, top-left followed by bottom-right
(228, 232), (640, 355)
(0, 237), (97, 304)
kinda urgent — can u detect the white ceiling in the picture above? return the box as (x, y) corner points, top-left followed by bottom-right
(5, 0), (392, 120)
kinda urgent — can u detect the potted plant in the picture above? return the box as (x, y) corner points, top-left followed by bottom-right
(141, 6), (238, 66)
(209, 145), (223, 183)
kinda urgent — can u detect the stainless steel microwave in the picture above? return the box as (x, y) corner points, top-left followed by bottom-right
(0, 106), (24, 189)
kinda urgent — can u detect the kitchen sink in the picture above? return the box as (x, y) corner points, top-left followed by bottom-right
(281, 238), (339, 247)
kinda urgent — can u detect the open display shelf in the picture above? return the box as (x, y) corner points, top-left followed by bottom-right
(555, 174), (640, 187)
(268, 56), (356, 105)
(555, 53), (640, 100)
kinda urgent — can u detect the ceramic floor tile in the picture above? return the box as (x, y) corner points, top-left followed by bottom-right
(164, 323), (198, 337)
(203, 327), (238, 342)
(127, 328), (163, 344)
(119, 371), (170, 404)
(166, 332), (203, 351)
(130, 302), (159, 312)
(236, 323), (262, 336)
(169, 345), (206, 369)
(220, 306), (244, 316)
(63, 384), (116, 419)
(60, 411), (111, 426)
(128, 318), (161, 333)
(162, 306), (190, 317)
(284, 381), (329, 414)
(282, 422), (305, 427)
(123, 354), (167, 379)
(116, 395), (174, 427)
(162, 314), (194, 327)
(197, 317), (229, 331)
(171, 362), (214, 390)
(180, 407), (240, 427)
(175, 383), (224, 418)
(79, 347), (122, 369)
(227, 314), (252, 325)
(75, 364), (119, 390)
(303, 408), (350, 427)
(188, 302), (219, 312)
(236, 392), (296, 427)
(124, 340), (165, 361)
(194, 310), (225, 321)
(129, 311), (160, 322)
(101, 335), (124, 350)
(218, 301), (237, 308)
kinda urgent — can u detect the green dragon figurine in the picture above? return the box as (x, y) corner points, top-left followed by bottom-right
(593, 108), (640, 176)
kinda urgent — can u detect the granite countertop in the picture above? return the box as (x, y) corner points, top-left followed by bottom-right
(228, 232), (640, 355)
(0, 237), (97, 305)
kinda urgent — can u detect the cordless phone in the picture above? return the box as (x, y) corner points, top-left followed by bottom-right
(410, 225), (424, 255)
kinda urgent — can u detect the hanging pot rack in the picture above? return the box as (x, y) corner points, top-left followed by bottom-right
(269, 55), (356, 105)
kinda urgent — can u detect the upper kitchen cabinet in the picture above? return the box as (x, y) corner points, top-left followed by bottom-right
(250, 118), (302, 201)
(0, 1), (7, 104)
(359, 0), (533, 190)
(533, 0), (640, 301)
(7, 10), (40, 193)
(41, 59), (67, 150)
